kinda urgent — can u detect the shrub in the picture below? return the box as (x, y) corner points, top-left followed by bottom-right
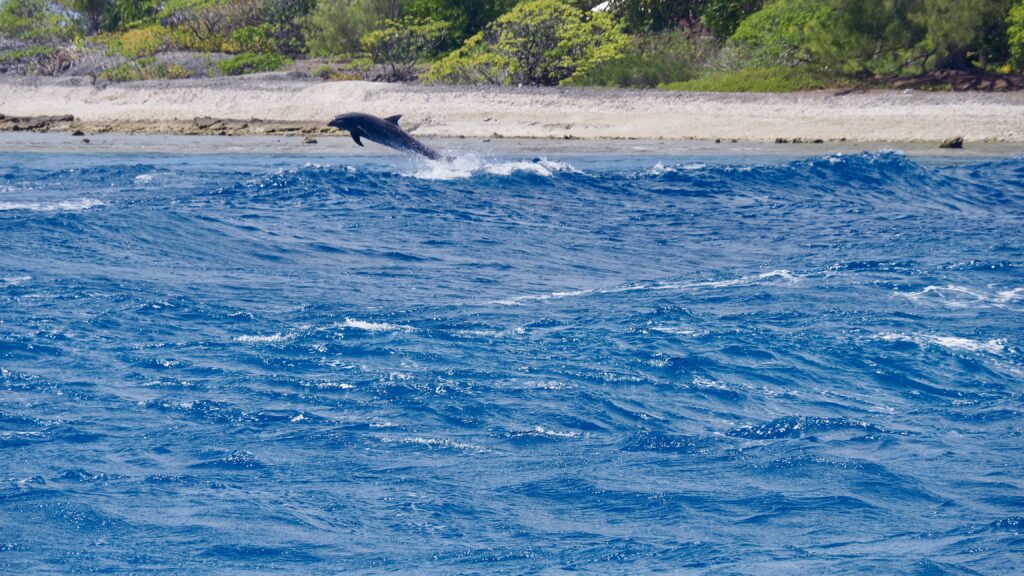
(228, 23), (278, 53)
(568, 28), (724, 88)
(99, 25), (172, 58)
(424, 0), (630, 86)
(1011, 1), (1024, 71)
(661, 66), (842, 92)
(103, 0), (162, 31)
(216, 51), (290, 75)
(361, 17), (448, 81)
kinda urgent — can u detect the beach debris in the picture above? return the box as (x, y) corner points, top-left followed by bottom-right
(939, 136), (964, 149)
(303, 137), (318, 144)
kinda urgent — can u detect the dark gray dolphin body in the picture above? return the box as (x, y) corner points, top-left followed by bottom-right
(328, 112), (442, 160)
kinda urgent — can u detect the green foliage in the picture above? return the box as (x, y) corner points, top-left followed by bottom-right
(0, 0), (73, 42)
(701, 0), (762, 38)
(806, 0), (1015, 75)
(103, 0), (161, 31)
(98, 25), (172, 57)
(425, 0), (630, 86)
(610, 0), (704, 33)
(230, 23), (277, 53)
(661, 65), (843, 92)
(216, 51), (290, 74)
(304, 0), (381, 55)
(404, 0), (516, 45)
(1011, 1), (1024, 71)
(568, 29), (722, 87)
(63, 0), (112, 34)
(729, 0), (827, 67)
(0, 45), (56, 63)
(361, 17), (448, 81)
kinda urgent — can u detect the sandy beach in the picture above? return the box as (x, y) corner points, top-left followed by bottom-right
(2, 73), (1024, 144)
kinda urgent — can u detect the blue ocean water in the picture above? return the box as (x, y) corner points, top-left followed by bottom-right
(1, 148), (1022, 574)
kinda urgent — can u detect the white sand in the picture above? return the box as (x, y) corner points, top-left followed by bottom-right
(2, 73), (1024, 143)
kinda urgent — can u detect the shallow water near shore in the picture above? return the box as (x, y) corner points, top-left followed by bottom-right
(1, 149), (1022, 574)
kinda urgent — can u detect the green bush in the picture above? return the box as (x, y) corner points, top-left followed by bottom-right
(661, 66), (842, 92)
(729, 0), (827, 67)
(361, 17), (448, 81)
(229, 23), (278, 53)
(568, 29), (719, 88)
(424, 0), (630, 86)
(1011, 1), (1024, 71)
(216, 51), (290, 75)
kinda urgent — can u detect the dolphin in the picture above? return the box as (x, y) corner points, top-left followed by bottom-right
(328, 112), (443, 160)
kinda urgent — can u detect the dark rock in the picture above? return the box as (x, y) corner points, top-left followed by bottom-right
(72, 129), (85, 136)
(193, 116), (223, 130)
(775, 138), (790, 144)
(82, 138), (90, 143)
(303, 137), (317, 144)
(939, 136), (964, 149)
(813, 139), (825, 144)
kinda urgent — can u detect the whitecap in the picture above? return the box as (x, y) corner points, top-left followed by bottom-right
(0, 198), (104, 212)
(235, 332), (292, 344)
(899, 284), (1024, 310)
(408, 155), (580, 180)
(336, 318), (413, 332)
(877, 332), (1009, 355)
(0, 276), (31, 287)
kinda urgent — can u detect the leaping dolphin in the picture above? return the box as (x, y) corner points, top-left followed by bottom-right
(328, 112), (443, 160)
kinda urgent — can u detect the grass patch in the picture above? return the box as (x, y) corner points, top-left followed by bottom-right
(661, 66), (849, 93)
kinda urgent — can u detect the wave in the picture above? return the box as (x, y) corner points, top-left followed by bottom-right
(492, 269), (801, 305)
(407, 155), (581, 180)
(876, 332), (1011, 355)
(0, 198), (104, 212)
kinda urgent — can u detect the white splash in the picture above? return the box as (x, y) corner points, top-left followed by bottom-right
(408, 155), (580, 181)
(877, 332), (1009, 355)
(900, 284), (1024, 310)
(0, 198), (104, 212)
(235, 332), (292, 344)
(336, 318), (413, 332)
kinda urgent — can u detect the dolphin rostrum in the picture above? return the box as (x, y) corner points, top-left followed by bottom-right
(328, 112), (443, 160)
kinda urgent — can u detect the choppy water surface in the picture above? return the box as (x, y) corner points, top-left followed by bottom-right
(1, 149), (1022, 574)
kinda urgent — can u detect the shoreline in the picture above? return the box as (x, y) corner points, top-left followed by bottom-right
(2, 73), (1024, 144)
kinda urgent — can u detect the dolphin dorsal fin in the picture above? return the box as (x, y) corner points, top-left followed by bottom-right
(384, 115), (402, 125)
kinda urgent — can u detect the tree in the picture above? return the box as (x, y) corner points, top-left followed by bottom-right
(63, 0), (111, 34)
(425, 0), (630, 86)
(1010, 0), (1024, 71)
(361, 17), (448, 80)
(0, 0), (74, 41)
(404, 0), (518, 44)
(608, 0), (705, 32)
(805, 0), (1015, 75)
(701, 0), (762, 38)
(304, 0), (407, 55)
